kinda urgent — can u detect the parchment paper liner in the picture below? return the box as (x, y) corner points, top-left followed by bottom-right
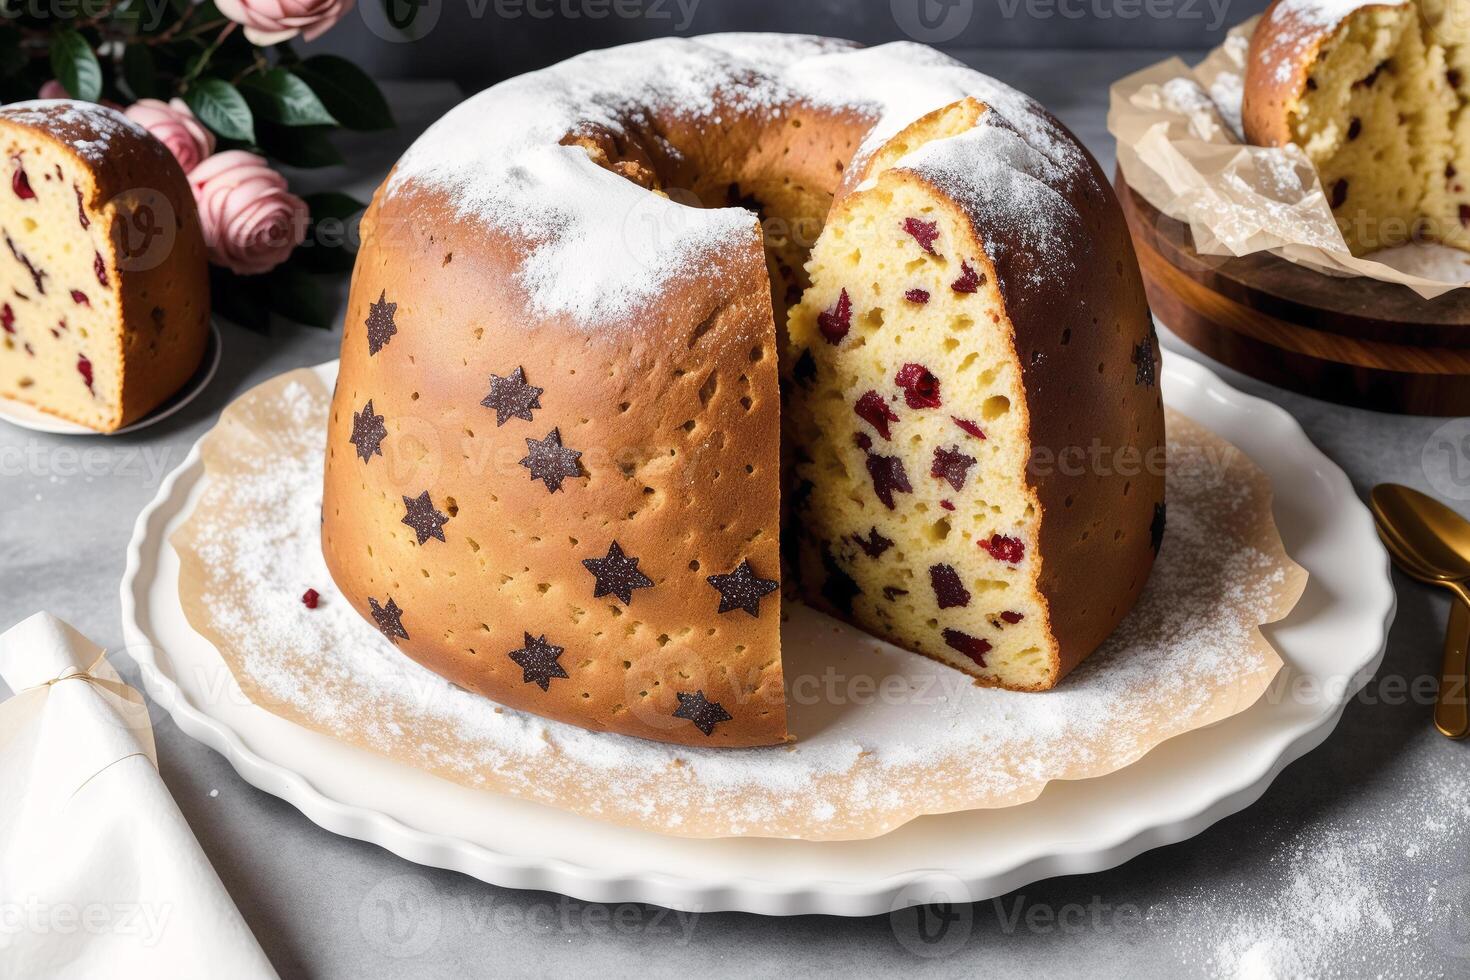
(1109, 16), (1470, 298)
(170, 370), (1306, 842)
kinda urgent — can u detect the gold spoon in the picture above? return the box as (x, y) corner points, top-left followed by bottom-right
(1370, 484), (1470, 739)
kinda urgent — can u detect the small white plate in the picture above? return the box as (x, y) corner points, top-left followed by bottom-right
(119, 351), (1395, 916)
(0, 319), (222, 436)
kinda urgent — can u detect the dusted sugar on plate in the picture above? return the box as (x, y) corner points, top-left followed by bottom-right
(171, 369), (1304, 841)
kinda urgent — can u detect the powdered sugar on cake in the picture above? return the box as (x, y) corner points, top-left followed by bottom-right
(175, 375), (1300, 839)
(387, 34), (1094, 326)
(0, 100), (147, 163)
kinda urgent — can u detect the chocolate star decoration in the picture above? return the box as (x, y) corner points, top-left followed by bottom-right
(520, 428), (583, 493)
(508, 632), (568, 691)
(349, 400), (387, 463)
(481, 366), (543, 426)
(365, 290), (398, 356)
(1132, 334), (1157, 387)
(368, 596), (409, 644)
(1150, 501), (1167, 555)
(707, 559), (779, 617)
(582, 541), (654, 605)
(673, 690), (732, 736)
(401, 491), (450, 545)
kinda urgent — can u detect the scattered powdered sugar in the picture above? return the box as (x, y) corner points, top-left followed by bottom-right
(174, 376), (1301, 840)
(388, 34), (1093, 327)
(1166, 759), (1470, 978)
(0, 99), (147, 163)
(1275, 0), (1407, 29)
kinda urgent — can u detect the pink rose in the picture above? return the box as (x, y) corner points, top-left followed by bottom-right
(214, 0), (356, 45)
(37, 80), (68, 100)
(124, 99), (216, 173)
(190, 151), (309, 276)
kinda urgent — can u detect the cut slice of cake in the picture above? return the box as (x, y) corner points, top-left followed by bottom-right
(0, 101), (209, 432)
(784, 98), (1164, 691)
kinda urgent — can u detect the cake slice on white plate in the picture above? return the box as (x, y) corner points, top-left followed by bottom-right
(0, 101), (208, 432)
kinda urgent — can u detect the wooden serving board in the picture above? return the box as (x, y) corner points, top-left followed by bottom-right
(1115, 170), (1470, 416)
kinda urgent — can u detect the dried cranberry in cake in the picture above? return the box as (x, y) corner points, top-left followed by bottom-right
(952, 417), (985, 440)
(930, 445), (975, 491)
(929, 564), (970, 609)
(940, 499), (955, 511)
(817, 288), (852, 344)
(301, 588), (320, 609)
(864, 450), (913, 509)
(1000, 610), (1025, 624)
(950, 261), (982, 293)
(93, 251), (107, 287)
(70, 289), (88, 306)
(902, 217), (940, 255)
(76, 354), (93, 394)
(942, 628), (991, 666)
(853, 430), (873, 451)
(894, 363), (940, 409)
(1, 303), (12, 334)
(851, 526), (894, 558)
(980, 534), (1025, 564)
(904, 288), (930, 304)
(854, 389), (899, 439)
(74, 186), (88, 228)
(11, 161), (34, 200)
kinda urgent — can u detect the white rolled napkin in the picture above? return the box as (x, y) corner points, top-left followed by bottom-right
(0, 612), (276, 979)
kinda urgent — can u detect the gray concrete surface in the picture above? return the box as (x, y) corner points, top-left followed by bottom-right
(3, 55), (1469, 978)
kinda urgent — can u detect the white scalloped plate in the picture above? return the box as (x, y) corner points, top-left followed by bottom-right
(119, 350), (1394, 916)
(0, 320), (222, 436)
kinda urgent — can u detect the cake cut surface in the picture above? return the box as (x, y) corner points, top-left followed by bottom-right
(0, 101), (209, 432)
(321, 35), (1166, 747)
(1244, 0), (1470, 255)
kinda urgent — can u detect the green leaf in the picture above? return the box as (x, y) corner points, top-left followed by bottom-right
(241, 69), (338, 127)
(122, 45), (160, 101)
(49, 30), (102, 103)
(209, 266), (270, 333)
(305, 191), (366, 222)
(258, 123), (343, 169)
(185, 78), (256, 144)
(264, 264), (333, 328)
(292, 56), (394, 131)
(295, 192), (365, 273)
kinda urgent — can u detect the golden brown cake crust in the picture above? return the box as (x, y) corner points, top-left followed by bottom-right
(0, 101), (209, 431)
(322, 36), (1164, 745)
(1242, 0), (1405, 147)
